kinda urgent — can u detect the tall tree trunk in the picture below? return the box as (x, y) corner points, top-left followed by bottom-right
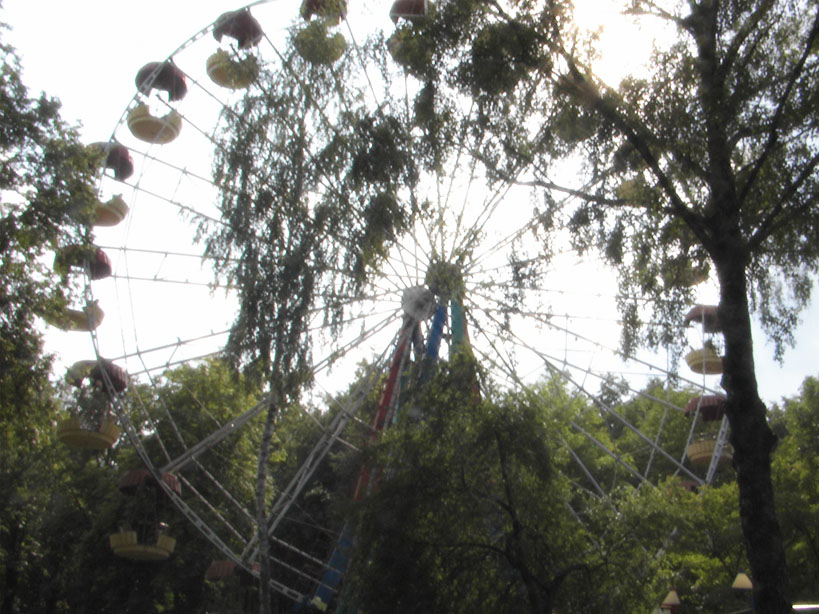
(522, 573), (547, 614)
(715, 250), (791, 614)
(496, 432), (549, 614)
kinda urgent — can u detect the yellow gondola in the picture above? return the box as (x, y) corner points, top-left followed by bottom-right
(44, 302), (104, 332)
(686, 439), (734, 468)
(684, 346), (723, 374)
(206, 50), (259, 89)
(127, 103), (182, 144)
(57, 416), (120, 449)
(109, 530), (176, 561)
(92, 195), (129, 227)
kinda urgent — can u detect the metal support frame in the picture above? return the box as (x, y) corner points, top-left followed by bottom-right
(705, 415), (731, 484)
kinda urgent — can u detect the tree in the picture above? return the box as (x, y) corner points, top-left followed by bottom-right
(0, 22), (101, 614)
(205, 39), (423, 611)
(133, 359), (359, 613)
(770, 377), (819, 602)
(0, 356), (305, 614)
(601, 476), (750, 614)
(392, 1), (818, 611)
(347, 355), (621, 614)
(205, 50), (416, 390)
(0, 24), (99, 349)
(345, 358), (819, 613)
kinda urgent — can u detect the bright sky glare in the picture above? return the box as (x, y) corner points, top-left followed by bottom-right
(3, 0), (818, 404)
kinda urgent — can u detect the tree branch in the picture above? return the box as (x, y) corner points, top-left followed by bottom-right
(545, 562), (589, 593)
(688, 0), (743, 221)
(559, 57), (709, 244)
(718, 0), (774, 85)
(475, 151), (633, 207)
(737, 7), (819, 204)
(625, 0), (686, 28)
(427, 536), (508, 559)
(526, 176), (630, 207)
(748, 150), (819, 251)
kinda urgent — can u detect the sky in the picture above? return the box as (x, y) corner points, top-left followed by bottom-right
(3, 0), (818, 404)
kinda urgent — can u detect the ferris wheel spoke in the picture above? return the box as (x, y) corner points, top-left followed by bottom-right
(473, 286), (723, 396)
(258, 34), (356, 148)
(477, 303), (703, 485)
(109, 331), (230, 374)
(488, 329), (693, 445)
(192, 453), (256, 522)
(309, 307), (401, 378)
(128, 381), (175, 464)
(465, 221), (553, 282)
(443, 110), (490, 264)
(564, 415), (655, 488)
(99, 244), (239, 265)
(265, 546), (327, 593)
(127, 146), (225, 192)
(305, 284), (399, 324)
(454, 159), (536, 260)
(562, 439), (609, 500)
(308, 295), (398, 333)
(475, 299), (682, 416)
(162, 396), (271, 474)
(428, 107), (482, 259)
(110, 274), (234, 289)
(467, 312), (629, 504)
(341, 18), (386, 109)
(643, 404), (671, 482)
(382, 231), (433, 289)
(251, 321), (416, 561)
(130, 181), (227, 227)
(554, 366), (705, 486)
(461, 164), (602, 280)
(177, 470), (250, 544)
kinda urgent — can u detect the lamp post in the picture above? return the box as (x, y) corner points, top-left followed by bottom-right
(732, 572), (753, 613)
(660, 588), (681, 614)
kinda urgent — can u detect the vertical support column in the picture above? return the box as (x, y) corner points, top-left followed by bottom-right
(450, 299), (467, 350)
(307, 316), (416, 612)
(425, 303), (448, 358)
(418, 303), (448, 386)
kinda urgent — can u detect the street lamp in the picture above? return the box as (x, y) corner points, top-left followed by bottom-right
(732, 572), (752, 590)
(732, 572), (753, 613)
(660, 588), (681, 614)
(727, 572), (819, 612)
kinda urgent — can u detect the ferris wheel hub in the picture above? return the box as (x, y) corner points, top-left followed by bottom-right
(401, 285), (435, 320)
(424, 260), (465, 300)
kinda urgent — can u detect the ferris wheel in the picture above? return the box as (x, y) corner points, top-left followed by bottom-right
(47, 0), (734, 609)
